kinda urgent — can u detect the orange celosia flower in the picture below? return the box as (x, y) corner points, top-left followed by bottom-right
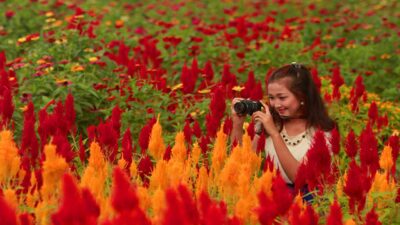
(210, 126), (227, 179)
(195, 166), (209, 198)
(41, 143), (69, 200)
(0, 130), (21, 184)
(149, 160), (168, 191)
(253, 167), (276, 198)
(379, 145), (393, 171)
(3, 189), (18, 210)
(344, 218), (356, 225)
(80, 141), (108, 208)
(170, 131), (187, 163)
(151, 188), (166, 224)
(167, 158), (186, 188)
(148, 115), (166, 160)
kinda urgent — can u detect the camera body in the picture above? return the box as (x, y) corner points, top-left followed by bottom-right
(233, 99), (263, 116)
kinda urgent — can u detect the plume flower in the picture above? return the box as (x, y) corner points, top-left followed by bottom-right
(368, 102), (378, 125)
(148, 115), (166, 160)
(359, 124), (379, 175)
(0, 130), (21, 184)
(331, 66), (344, 100)
(0, 195), (17, 225)
(138, 117), (156, 153)
(51, 173), (99, 225)
(211, 126), (228, 180)
(170, 131), (187, 163)
(40, 143), (69, 200)
(343, 160), (370, 213)
(345, 130), (358, 158)
(379, 145), (393, 172)
(81, 142), (108, 202)
(364, 207), (382, 225)
(326, 199), (343, 225)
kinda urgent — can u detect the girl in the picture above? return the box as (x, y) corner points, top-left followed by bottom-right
(231, 63), (336, 186)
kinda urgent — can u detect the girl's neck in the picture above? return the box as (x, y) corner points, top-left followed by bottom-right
(283, 118), (307, 136)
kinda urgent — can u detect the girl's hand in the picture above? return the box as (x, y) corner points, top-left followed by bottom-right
(251, 101), (279, 137)
(231, 98), (246, 128)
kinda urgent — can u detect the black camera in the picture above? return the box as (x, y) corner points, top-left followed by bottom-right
(233, 100), (263, 116)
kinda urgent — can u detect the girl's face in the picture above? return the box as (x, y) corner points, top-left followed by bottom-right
(267, 79), (302, 119)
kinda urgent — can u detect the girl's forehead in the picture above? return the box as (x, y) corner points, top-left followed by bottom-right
(267, 79), (291, 93)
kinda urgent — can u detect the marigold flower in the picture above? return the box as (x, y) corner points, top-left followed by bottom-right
(0, 130), (21, 184)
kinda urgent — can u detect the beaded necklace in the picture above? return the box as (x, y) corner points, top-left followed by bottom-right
(280, 128), (308, 146)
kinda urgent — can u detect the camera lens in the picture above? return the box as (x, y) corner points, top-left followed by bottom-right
(234, 101), (247, 115)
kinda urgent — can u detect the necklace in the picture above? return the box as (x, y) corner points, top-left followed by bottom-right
(281, 130), (308, 146)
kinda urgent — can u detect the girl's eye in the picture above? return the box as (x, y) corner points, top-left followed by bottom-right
(268, 96), (274, 100)
(279, 97), (286, 100)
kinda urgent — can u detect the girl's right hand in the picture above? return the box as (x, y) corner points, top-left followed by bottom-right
(231, 98), (246, 128)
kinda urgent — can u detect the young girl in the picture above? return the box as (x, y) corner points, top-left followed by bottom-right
(231, 63), (336, 186)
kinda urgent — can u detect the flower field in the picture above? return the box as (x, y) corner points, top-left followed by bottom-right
(0, 0), (399, 224)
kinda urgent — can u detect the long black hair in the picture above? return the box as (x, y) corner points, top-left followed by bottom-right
(267, 63), (336, 131)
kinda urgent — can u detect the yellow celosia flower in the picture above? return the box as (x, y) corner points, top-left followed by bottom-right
(40, 143), (69, 200)
(149, 160), (168, 191)
(0, 130), (21, 184)
(4, 189), (18, 210)
(195, 166), (209, 198)
(344, 218), (356, 225)
(379, 145), (393, 171)
(211, 126), (227, 179)
(253, 167), (276, 198)
(151, 188), (166, 224)
(136, 186), (150, 212)
(117, 158), (128, 170)
(167, 159), (186, 188)
(81, 142), (108, 204)
(148, 115), (166, 160)
(170, 131), (187, 163)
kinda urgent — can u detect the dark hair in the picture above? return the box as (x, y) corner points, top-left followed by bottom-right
(267, 63), (336, 131)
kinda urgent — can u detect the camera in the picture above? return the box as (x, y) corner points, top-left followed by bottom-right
(233, 100), (263, 116)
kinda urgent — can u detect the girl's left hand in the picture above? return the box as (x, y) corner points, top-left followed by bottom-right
(251, 101), (279, 136)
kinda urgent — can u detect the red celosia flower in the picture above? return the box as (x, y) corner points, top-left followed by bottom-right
(296, 130), (333, 192)
(198, 191), (236, 225)
(310, 67), (322, 92)
(109, 167), (151, 225)
(20, 102), (39, 165)
(359, 124), (379, 175)
(199, 136), (211, 155)
(256, 132), (266, 154)
(364, 207), (382, 225)
(163, 145), (172, 161)
(272, 175), (294, 215)
(343, 160), (370, 213)
(19, 213), (33, 225)
(329, 127), (340, 155)
(137, 155), (153, 187)
(241, 71), (256, 99)
(396, 186), (400, 203)
(326, 199), (343, 225)
(377, 114), (388, 130)
(331, 66), (344, 100)
(205, 113), (219, 138)
(162, 188), (187, 225)
(111, 105), (122, 138)
(302, 205), (319, 225)
(210, 86), (226, 120)
(388, 135), (399, 177)
(111, 167), (139, 212)
(350, 75), (365, 112)
(138, 117), (156, 153)
(183, 120), (192, 144)
(203, 60), (214, 81)
(0, 87), (14, 127)
(368, 101), (378, 125)
(345, 129), (358, 158)
(192, 120), (202, 138)
(53, 131), (74, 163)
(122, 128), (133, 168)
(51, 173), (99, 225)
(222, 117), (232, 136)
(250, 81), (263, 100)
(0, 195), (18, 225)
